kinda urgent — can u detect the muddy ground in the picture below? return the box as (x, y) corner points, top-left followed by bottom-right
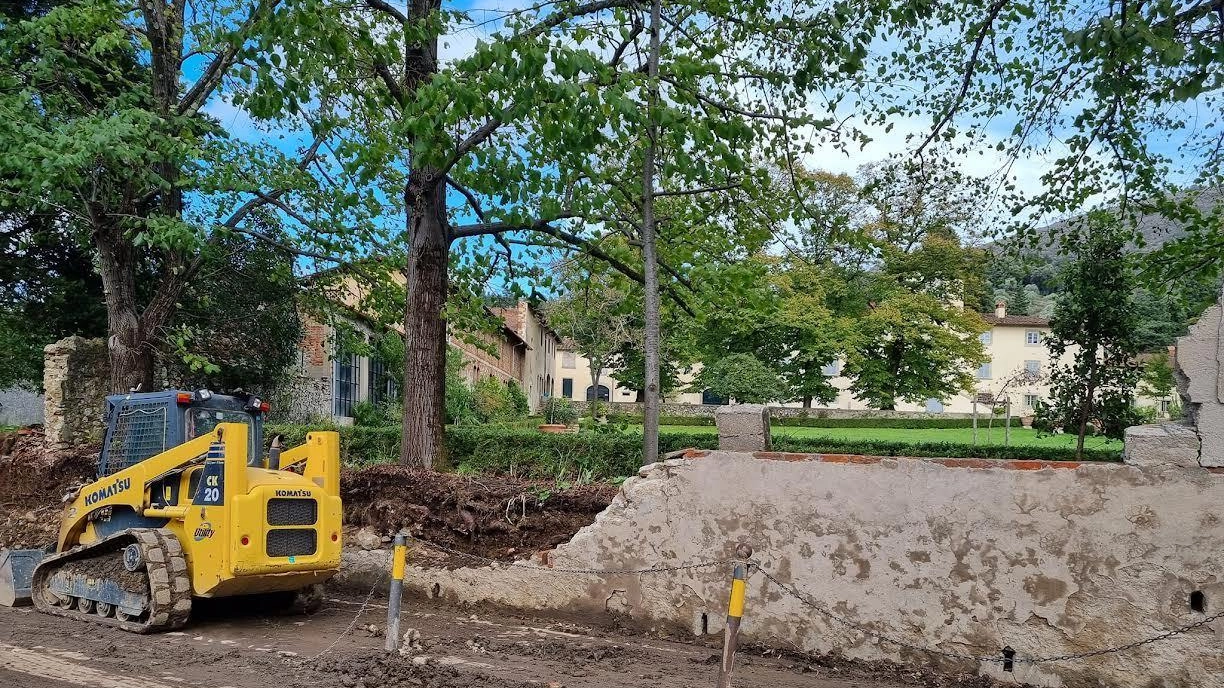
(0, 588), (1009, 688)
(0, 427), (1018, 688)
(0, 427), (616, 556)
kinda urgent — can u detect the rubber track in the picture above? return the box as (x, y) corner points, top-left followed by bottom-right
(31, 528), (192, 633)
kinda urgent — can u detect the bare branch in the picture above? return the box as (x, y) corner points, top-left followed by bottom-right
(446, 176), (487, 222)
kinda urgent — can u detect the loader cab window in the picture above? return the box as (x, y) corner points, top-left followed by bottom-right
(187, 408), (257, 462)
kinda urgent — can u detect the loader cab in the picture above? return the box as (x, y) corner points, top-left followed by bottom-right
(99, 390), (267, 478)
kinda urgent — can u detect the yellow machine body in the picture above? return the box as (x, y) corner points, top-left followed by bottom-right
(57, 424), (342, 598)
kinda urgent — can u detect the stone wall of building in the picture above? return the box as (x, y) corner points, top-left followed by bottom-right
(42, 337), (110, 455)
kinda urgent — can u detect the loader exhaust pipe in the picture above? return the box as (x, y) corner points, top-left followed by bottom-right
(268, 434), (283, 470)
(0, 548), (45, 607)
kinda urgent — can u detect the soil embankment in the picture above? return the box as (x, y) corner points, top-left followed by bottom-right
(0, 427), (616, 556)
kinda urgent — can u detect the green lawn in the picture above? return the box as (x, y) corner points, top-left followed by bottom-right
(650, 424), (1123, 451)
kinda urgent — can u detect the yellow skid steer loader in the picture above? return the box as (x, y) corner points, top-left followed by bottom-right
(0, 390), (342, 632)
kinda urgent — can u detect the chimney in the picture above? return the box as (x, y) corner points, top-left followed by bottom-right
(995, 301), (1007, 319)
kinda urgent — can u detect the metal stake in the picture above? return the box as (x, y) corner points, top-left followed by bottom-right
(717, 544), (752, 688)
(385, 534), (407, 653)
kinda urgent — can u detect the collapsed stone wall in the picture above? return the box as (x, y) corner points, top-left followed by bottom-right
(342, 452), (1224, 688)
(42, 337), (109, 456)
(1126, 284), (1224, 468)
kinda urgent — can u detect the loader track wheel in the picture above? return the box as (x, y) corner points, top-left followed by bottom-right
(31, 528), (192, 633)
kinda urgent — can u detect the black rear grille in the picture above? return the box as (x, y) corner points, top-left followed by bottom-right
(266, 529), (317, 557)
(267, 498), (317, 526)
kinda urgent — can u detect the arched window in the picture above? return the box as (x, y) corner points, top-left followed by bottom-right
(586, 384), (610, 402)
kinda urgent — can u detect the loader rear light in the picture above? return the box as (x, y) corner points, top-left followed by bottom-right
(259, 402), (270, 413)
(176, 393), (192, 405)
(240, 535), (250, 546)
(331, 532), (338, 542)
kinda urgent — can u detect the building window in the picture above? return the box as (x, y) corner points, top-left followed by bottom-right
(980, 330), (993, 345)
(333, 353), (360, 417)
(1025, 329), (1042, 346)
(586, 384), (610, 402)
(561, 378), (573, 398)
(822, 360), (841, 377)
(367, 358), (398, 406)
(561, 351), (576, 369)
(702, 389), (727, 405)
(977, 362), (992, 380)
(1024, 360), (1041, 377)
(1024, 394), (1039, 408)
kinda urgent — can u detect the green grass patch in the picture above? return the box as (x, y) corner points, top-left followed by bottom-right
(266, 421), (1121, 481)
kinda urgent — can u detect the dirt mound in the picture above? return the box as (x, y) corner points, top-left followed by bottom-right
(341, 464), (617, 560)
(0, 426), (97, 548)
(0, 430), (615, 558)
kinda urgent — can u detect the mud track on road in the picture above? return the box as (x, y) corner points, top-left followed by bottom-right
(0, 589), (1009, 688)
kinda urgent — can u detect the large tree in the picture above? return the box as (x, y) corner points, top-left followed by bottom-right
(294, 0), (920, 467)
(1034, 213), (1144, 457)
(543, 266), (637, 418)
(0, 0), (356, 393)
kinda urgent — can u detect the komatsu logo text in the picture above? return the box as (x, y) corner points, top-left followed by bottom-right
(85, 477), (130, 505)
(275, 489), (310, 497)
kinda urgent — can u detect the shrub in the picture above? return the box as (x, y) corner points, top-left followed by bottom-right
(541, 397), (578, 425)
(350, 400), (400, 427)
(769, 434), (1119, 462)
(506, 380), (530, 417)
(626, 414), (1019, 429)
(471, 376), (527, 424)
(771, 416), (1020, 429)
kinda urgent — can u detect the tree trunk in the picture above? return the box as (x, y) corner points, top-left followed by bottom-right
(400, 176), (449, 468)
(639, 0), (662, 466)
(95, 224), (155, 393)
(589, 364), (604, 420)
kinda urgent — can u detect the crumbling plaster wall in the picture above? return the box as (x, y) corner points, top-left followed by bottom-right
(342, 452), (1224, 688)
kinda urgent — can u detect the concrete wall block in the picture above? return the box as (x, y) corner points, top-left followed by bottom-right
(714, 404), (771, 451)
(1122, 423), (1200, 468)
(368, 451), (1224, 688)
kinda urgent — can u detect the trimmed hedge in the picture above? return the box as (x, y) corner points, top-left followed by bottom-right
(648, 415), (1018, 429)
(267, 423), (1119, 479)
(770, 435), (1119, 462)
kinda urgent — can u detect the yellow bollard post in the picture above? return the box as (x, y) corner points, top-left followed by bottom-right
(385, 534), (408, 653)
(716, 543), (752, 688)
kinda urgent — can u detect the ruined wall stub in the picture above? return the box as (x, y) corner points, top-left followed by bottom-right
(714, 404), (771, 451)
(42, 336), (109, 456)
(1126, 284), (1224, 468)
(1173, 285), (1224, 467)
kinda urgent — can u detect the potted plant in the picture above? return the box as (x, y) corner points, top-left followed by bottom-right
(539, 397), (577, 433)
